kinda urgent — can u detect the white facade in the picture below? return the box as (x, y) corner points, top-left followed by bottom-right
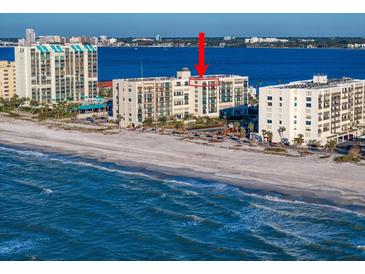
(38, 35), (62, 44)
(25, 29), (36, 45)
(15, 44), (98, 103)
(245, 37), (289, 44)
(113, 69), (249, 127)
(259, 76), (365, 144)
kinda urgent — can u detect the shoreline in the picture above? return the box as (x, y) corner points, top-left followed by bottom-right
(2, 141), (365, 216)
(1, 115), (365, 211)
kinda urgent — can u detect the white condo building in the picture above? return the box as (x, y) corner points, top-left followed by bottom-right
(15, 44), (98, 103)
(259, 75), (365, 145)
(113, 68), (249, 127)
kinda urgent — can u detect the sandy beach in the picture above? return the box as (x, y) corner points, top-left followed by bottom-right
(1, 114), (365, 209)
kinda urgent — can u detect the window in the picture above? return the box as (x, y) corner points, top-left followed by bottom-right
(294, 102), (297, 107)
(294, 97), (297, 101)
(279, 120), (282, 125)
(279, 103), (282, 107)
(267, 120), (272, 124)
(267, 96), (272, 100)
(279, 97), (282, 101)
(306, 97), (311, 102)
(268, 102), (272, 106)
(306, 121), (311, 125)
(306, 103), (311, 108)
(294, 120), (297, 125)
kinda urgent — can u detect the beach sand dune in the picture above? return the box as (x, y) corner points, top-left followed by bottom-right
(1, 115), (365, 209)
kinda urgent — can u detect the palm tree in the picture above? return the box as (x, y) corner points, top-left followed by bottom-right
(262, 130), (272, 146)
(278, 126), (286, 144)
(248, 122), (254, 140)
(294, 134), (304, 150)
(266, 131), (273, 146)
(261, 129), (267, 143)
(117, 114), (124, 125)
(240, 127), (246, 142)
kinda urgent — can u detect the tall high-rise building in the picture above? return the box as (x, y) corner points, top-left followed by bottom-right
(259, 75), (365, 144)
(25, 28), (36, 45)
(155, 34), (161, 41)
(0, 61), (16, 99)
(15, 44), (98, 103)
(113, 68), (248, 127)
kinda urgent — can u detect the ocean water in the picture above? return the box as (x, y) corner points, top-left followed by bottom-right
(0, 144), (365, 260)
(1, 47), (365, 85)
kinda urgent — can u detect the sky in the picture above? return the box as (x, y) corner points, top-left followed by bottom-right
(0, 13), (364, 38)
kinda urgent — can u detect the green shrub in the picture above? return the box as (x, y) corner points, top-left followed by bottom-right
(265, 147), (287, 152)
(334, 155), (360, 163)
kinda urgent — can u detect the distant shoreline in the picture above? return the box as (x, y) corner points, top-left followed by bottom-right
(1, 46), (364, 50)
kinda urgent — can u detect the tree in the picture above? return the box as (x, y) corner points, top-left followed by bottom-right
(174, 121), (184, 130)
(248, 94), (258, 105)
(240, 127), (246, 142)
(117, 114), (124, 123)
(277, 126), (286, 144)
(294, 134), (304, 149)
(262, 130), (272, 146)
(29, 100), (39, 107)
(143, 117), (153, 127)
(248, 122), (255, 140)
(266, 131), (273, 146)
(234, 121), (240, 131)
(261, 129), (267, 142)
(158, 116), (167, 126)
(325, 139), (337, 153)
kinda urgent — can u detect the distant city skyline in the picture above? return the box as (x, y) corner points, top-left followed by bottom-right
(0, 13), (364, 38)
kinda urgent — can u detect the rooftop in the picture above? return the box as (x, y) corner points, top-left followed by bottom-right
(115, 74), (246, 83)
(273, 77), (362, 90)
(17, 44), (97, 53)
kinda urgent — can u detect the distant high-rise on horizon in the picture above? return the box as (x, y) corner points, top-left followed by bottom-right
(25, 28), (36, 45)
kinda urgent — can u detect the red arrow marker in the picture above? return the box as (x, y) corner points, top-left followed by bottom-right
(194, 32), (208, 78)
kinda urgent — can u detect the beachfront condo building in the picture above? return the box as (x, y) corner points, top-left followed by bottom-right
(15, 44), (98, 103)
(0, 61), (16, 100)
(113, 68), (249, 127)
(259, 75), (365, 145)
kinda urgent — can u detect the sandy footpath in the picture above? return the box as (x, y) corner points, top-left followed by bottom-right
(1, 115), (365, 208)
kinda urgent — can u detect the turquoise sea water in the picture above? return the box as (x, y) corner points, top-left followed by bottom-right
(0, 144), (365, 260)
